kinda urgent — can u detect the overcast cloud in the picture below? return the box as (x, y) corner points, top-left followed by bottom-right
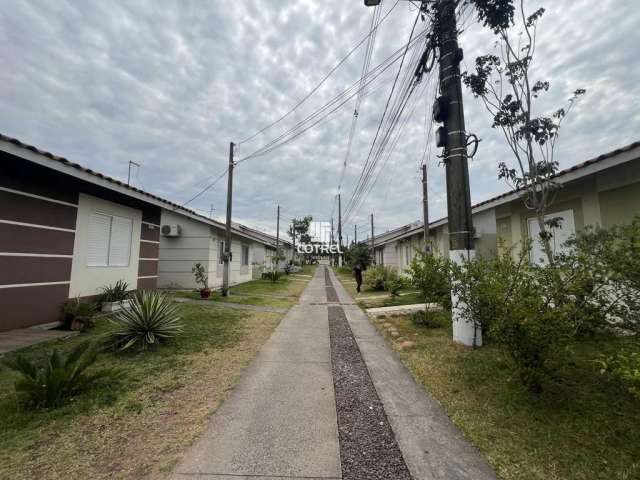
(1, 0), (639, 239)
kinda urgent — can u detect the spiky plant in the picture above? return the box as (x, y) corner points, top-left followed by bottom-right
(98, 279), (130, 304)
(4, 342), (111, 408)
(109, 290), (182, 351)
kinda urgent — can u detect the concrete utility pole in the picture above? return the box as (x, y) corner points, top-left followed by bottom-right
(222, 142), (235, 297)
(275, 205), (280, 270)
(370, 213), (375, 264)
(330, 217), (335, 266)
(354, 224), (357, 245)
(422, 163), (430, 254)
(291, 220), (296, 263)
(435, 0), (478, 346)
(337, 194), (343, 266)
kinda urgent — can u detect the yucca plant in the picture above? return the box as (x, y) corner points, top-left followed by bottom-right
(3, 342), (111, 408)
(98, 280), (130, 304)
(109, 290), (183, 351)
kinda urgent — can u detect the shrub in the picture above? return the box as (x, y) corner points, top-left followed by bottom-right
(98, 280), (130, 305)
(191, 263), (208, 290)
(407, 251), (451, 308)
(263, 270), (282, 283)
(3, 342), (112, 408)
(410, 309), (449, 329)
(451, 244), (576, 392)
(562, 219), (640, 336)
(61, 297), (97, 330)
(364, 265), (398, 292)
(109, 291), (182, 351)
(386, 277), (404, 299)
(344, 243), (372, 269)
(598, 349), (640, 400)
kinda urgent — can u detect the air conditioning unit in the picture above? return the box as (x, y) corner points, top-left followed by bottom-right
(161, 224), (181, 237)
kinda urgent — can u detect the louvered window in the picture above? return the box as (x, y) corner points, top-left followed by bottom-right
(87, 212), (133, 267)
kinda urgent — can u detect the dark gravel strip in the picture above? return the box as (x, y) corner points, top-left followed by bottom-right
(325, 268), (339, 303)
(326, 274), (412, 479)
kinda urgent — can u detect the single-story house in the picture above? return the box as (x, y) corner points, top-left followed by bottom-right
(157, 210), (292, 290)
(0, 133), (289, 331)
(373, 141), (640, 271)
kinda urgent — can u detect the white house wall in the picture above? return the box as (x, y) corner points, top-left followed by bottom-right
(69, 193), (142, 297)
(158, 210), (212, 289)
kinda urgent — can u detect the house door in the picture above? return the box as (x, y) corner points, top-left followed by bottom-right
(527, 209), (576, 265)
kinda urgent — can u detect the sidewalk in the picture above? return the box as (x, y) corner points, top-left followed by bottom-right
(327, 268), (496, 480)
(172, 266), (496, 480)
(171, 267), (341, 479)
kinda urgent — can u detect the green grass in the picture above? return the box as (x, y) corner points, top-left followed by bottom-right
(333, 267), (423, 308)
(168, 267), (316, 309)
(371, 314), (640, 480)
(0, 303), (283, 479)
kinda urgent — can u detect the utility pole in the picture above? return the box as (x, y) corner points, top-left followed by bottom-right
(422, 163), (430, 254)
(435, 0), (477, 346)
(354, 224), (357, 245)
(127, 160), (140, 186)
(330, 217), (335, 266)
(291, 220), (296, 263)
(370, 213), (375, 264)
(337, 194), (343, 266)
(275, 205), (280, 271)
(222, 142), (235, 297)
(209, 204), (214, 219)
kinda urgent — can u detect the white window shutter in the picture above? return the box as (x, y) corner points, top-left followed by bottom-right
(87, 213), (111, 266)
(108, 216), (133, 266)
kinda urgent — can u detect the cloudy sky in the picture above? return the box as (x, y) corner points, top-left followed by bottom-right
(2, 0), (639, 239)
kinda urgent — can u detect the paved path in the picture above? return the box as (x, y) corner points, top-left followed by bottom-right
(172, 266), (496, 480)
(0, 327), (77, 355)
(172, 297), (288, 313)
(171, 267), (341, 480)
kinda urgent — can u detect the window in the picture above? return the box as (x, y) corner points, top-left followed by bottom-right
(87, 212), (133, 267)
(219, 241), (225, 264)
(241, 245), (250, 266)
(405, 245), (411, 266)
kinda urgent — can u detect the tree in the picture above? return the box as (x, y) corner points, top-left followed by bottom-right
(464, 0), (585, 264)
(344, 242), (372, 269)
(288, 215), (313, 263)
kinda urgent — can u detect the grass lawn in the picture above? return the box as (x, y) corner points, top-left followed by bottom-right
(168, 265), (316, 309)
(333, 267), (423, 308)
(369, 313), (640, 480)
(0, 303), (283, 479)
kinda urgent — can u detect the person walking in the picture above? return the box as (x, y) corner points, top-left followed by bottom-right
(353, 263), (363, 293)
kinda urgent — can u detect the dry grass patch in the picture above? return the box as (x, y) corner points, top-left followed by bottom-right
(371, 315), (640, 480)
(0, 305), (282, 479)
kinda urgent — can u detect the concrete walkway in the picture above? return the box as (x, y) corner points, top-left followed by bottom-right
(0, 327), (77, 355)
(172, 267), (496, 480)
(327, 268), (496, 480)
(171, 267), (341, 479)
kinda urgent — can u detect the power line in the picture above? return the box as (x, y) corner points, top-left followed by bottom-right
(235, 30), (428, 165)
(178, 167), (229, 208)
(343, 12), (426, 223)
(336, 3), (382, 198)
(236, 0), (400, 146)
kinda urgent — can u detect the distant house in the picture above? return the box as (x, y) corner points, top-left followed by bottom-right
(373, 141), (640, 271)
(157, 210), (291, 290)
(0, 134), (289, 331)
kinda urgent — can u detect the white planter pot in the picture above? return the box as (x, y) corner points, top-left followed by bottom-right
(101, 299), (131, 313)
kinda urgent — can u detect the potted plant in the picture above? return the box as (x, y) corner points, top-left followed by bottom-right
(98, 280), (131, 312)
(192, 263), (210, 298)
(62, 297), (97, 331)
